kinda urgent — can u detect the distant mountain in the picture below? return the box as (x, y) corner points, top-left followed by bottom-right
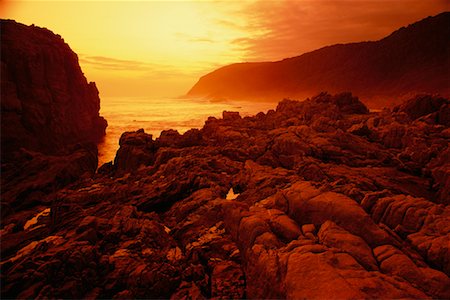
(187, 12), (450, 108)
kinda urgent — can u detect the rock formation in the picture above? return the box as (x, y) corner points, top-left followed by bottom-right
(1, 92), (449, 299)
(1, 19), (107, 158)
(188, 12), (450, 107)
(1, 20), (107, 230)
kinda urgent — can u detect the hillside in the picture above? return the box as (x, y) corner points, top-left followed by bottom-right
(188, 12), (450, 107)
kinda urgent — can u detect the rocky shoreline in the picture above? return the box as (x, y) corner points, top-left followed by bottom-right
(1, 92), (449, 299)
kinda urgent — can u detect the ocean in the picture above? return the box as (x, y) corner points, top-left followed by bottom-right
(96, 97), (276, 166)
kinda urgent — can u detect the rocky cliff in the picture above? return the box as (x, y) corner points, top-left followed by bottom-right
(188, 12), (450, 107)
(1, 20), (107, 158)
(1, 92), (449, 299)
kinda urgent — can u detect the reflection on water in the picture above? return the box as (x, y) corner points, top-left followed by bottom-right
(97, 97), (275, 166)
(226, 188), (239, 200)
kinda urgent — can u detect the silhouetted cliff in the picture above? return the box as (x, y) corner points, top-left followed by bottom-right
(1, 20), (107, 158)
(188, 12), (450, 107)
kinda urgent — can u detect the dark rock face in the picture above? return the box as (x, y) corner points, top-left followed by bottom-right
(114, 129), (156, 172)
(1, 144), (98, 217)
(0, 20), (107, 157)
(1, 20), (107, 227)
(1, 93), (450, 299)
(394, 94), (450, 125)
(188, 12), (450, 107)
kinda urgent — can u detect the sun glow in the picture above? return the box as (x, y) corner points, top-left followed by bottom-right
(1, 0), (447, 98)
(1, 0), (250, 97)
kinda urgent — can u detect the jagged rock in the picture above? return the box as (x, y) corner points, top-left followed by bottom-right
(114, 129), (156, 172)
(0, 20), (107, 158)
(1, 144), (98, 214)
(348, 123), (372, 137)
(179, 129), (203, 147)
(222, 111), (241, 121)
(427, 147), (450, 204)
(374, 245), (450, 298)
(276, 92), (368, 123)
(210, 261), (245, 299)
(97, 161), (114, 175)
(2, 92), (449, 299)
(1, 20), (107, 226)
(283, 182), (393, 247)
(284, 245), (428, 299)
(394, 94), (449, 122)
(170, 282), (205, 300)
(265, 209), (302, 242)
(157, 129), (182, 148)
(318, 221), (378, 271)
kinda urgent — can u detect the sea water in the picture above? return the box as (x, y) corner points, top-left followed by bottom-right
(97, 97), (275, 166)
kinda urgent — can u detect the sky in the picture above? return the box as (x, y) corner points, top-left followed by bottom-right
(1, 0), (448, 98)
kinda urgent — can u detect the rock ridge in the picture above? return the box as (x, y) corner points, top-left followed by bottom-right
(1, 92), (449, 299)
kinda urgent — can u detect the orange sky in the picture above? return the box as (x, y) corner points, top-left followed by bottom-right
(1, 0), (448, 98)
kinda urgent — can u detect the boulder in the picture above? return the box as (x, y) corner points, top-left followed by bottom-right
(114, 129), (156, 172)
(394, 94), (449, 121)
(222, 111), (241, 121)
(318, 221), (378, 271)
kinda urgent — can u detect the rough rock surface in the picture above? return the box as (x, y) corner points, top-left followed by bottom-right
(1, 92), (449, 299)
(0, 20), (107, 158)
(1, 20), (107, 242)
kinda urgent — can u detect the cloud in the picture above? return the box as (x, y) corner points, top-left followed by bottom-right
(189, 37), (214, 43)
(214, 18), (248, 31)
(174, 32), (215, 43)
(233, 0), (449, 61)
(78, 55), (156, 71)
(80, 54), (186, 74)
